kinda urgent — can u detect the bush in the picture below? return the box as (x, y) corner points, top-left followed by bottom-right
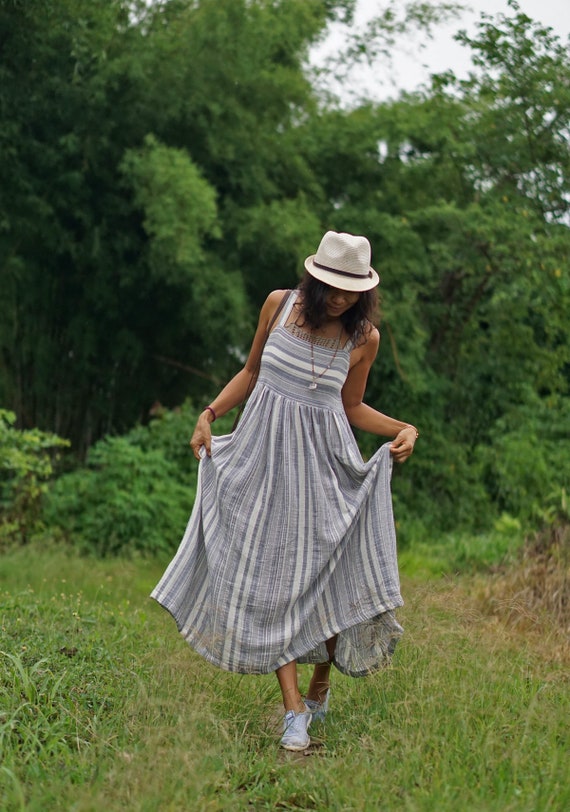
(478, 396), (570, 525)
(389, 428), (496, 540)
(361, 393), (570, 541)
(41, 401), (212, 557)
(0, 410), (68, 545)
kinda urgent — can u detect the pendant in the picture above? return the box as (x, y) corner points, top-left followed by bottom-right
(308, 382), (318, 390)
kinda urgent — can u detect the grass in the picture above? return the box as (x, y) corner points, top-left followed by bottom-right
(0, 543), (568, 812)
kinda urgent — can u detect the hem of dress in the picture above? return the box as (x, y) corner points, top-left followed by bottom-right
(150, 593), (404, 678)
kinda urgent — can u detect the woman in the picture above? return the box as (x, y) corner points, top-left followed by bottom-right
(151, 231), (418, 751)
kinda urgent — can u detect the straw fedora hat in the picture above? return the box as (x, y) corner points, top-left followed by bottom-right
(304, 231), (379, 292)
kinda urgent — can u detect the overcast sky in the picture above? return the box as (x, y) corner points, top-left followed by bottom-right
(311, 0), (570, 101)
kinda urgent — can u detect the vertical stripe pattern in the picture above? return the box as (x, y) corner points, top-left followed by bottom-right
(151, 292), (403, 677)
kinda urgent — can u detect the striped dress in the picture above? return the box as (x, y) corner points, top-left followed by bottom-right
(151, 291), (404, 677)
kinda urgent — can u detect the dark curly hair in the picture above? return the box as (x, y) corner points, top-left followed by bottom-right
(297, 273), (379, 345)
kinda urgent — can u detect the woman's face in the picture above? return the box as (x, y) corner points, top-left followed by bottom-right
(325, 286), (360, 318)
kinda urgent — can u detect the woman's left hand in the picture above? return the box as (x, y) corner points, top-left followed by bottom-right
(389, 426), (418, 463)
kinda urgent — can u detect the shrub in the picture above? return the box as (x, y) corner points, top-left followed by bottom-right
(41, 401), (211, 557)
(389, 428), (495, 540)
(42, 436), (191, 557)
(0, 410), (68, 545)
(478, 396), (570, 525)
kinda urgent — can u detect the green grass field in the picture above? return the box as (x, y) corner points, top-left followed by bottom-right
(1, 544), (568, 812)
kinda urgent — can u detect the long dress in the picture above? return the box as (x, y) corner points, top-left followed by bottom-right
(151, 291), (404, 677)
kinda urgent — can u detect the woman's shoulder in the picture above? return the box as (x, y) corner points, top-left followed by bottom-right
(350, 321), (379, 359)
(354, 320), (379, 346)
(365, 323), (380, 346)
(263, 288), (296, 317)
(259, 289), (296, 329)
(265, 288), (293, 306)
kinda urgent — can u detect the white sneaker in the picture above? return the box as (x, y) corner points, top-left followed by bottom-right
(280, 706), (312, 751)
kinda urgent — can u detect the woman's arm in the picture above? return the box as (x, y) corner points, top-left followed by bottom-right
(342, 328), (418, 463)
(189, 290), (288, 460)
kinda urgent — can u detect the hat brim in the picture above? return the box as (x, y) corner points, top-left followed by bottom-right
(304, 256), (380, 292)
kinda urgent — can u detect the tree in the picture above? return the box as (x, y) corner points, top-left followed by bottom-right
(338, 2), (570, 530)
(0, 0), (338, 451)
(2, 0), (567, 536)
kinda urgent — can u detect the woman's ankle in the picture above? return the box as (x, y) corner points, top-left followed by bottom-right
(306, 680), (330, 704)
(282, 688), (306, 713)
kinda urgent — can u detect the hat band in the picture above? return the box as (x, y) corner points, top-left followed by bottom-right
(313, 260), (372, 280)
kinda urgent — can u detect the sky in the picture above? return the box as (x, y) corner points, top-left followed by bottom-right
(311, 0), (570, 102)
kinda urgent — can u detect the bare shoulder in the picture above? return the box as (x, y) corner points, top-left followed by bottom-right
(265, 289), (291, 309)
(258, 288), (294, 329)
(355, 324), (380, 360)
(351, 323), (379, 362)
(364, 324), (380, 349)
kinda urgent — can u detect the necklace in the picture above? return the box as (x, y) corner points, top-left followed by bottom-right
(308, 324), (343, 390)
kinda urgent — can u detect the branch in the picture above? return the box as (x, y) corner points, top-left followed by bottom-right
(152, 354), (221, 385)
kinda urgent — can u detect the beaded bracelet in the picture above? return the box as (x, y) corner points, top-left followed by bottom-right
(204, 405), (217, 422)
(404, 424), (419, 439)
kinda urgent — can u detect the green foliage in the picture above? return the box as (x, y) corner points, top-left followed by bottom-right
(41, 402), (206, 556)
(392, 428), (495, 537)
(1, 546), (568, 810)
(0, 0), (255, 451)
(121, 134), (220, 281)
(478, 396), (570, 524)
(0, 550), (158, 805)
(0, 651), (72, 767)
(42, 438), (188, 557)
(235, 195), (323, 295)
(349, 5), (570, 534)
(1, 0), (569, 536)
(399, 513), (526, 576)
(0, 410), (68, 545)
(455, 0), (570, 221)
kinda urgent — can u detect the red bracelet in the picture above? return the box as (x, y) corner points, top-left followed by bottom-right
(204, 405), (216, 422)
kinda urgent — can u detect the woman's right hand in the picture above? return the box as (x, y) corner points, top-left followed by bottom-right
(189, 410), (215, 460)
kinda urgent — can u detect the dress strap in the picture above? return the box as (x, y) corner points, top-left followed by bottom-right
(277, 288), (299, 326)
